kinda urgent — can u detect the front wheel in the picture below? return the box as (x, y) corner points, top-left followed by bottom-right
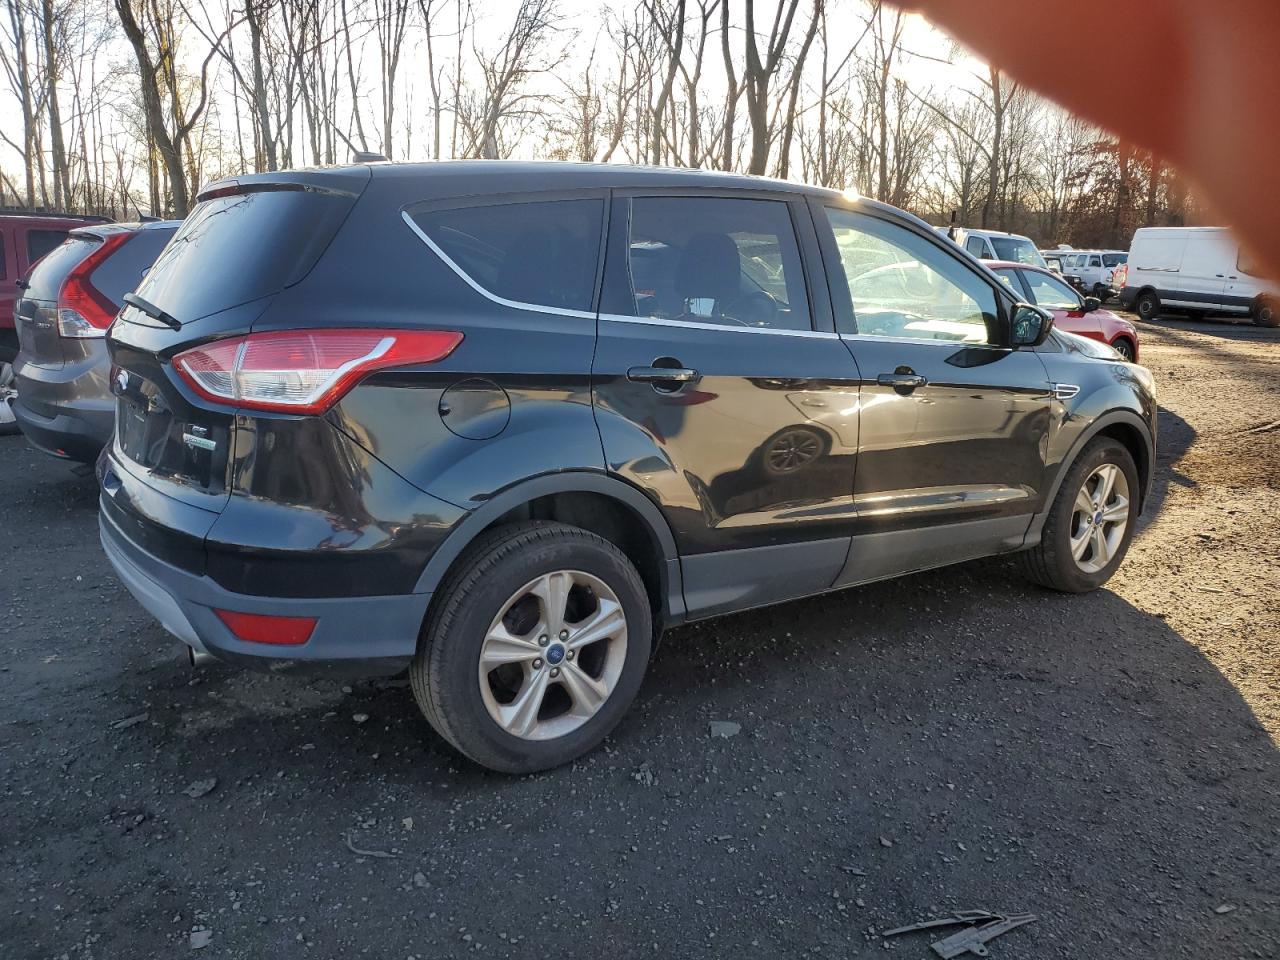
(1019, 437), (1139, 593)
(411, 521), (652, 773)
(1111, 338), (1135, 362)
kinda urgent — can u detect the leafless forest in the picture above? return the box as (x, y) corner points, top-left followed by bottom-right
(2, 0), (1199, 245)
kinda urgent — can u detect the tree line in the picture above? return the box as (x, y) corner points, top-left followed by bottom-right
(1, 0), (1198, 247)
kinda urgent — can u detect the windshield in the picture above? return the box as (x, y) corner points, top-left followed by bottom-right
(1103, 253), (1128, 267)
(989, 236), (1047, 268)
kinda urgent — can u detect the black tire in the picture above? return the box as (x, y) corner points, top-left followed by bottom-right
(1019, 437), (1140, 593)
(1092, 283), (1107, 301)
(410, 521), (653, 773)
(1254, 296), (1279, 328)
(1111, 338), (1135, 362)
(1134, 290), (1160, 321)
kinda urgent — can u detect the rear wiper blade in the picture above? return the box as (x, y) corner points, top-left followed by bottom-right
(122, 292), (182, 330)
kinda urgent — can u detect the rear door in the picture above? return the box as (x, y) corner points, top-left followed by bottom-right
(592, 191), (863, 618)
(813, 201), (1051, 586)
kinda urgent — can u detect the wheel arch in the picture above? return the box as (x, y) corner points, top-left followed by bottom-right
(414, 471), (685, 626)
(1026, 409), (1154, 543)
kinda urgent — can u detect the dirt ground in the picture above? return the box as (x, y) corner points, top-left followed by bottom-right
(1, 314), (1277, 959)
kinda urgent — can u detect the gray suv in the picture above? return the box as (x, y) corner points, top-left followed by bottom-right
(13, 221), (177, 461)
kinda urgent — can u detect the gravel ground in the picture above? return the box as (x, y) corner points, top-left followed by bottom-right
(1, 315), (1277, 960)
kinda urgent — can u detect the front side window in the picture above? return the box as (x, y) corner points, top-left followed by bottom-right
(411, 198), (604, 313)
(622, 196), (811, 331)
(1238, 246), (1261, 277)
(826, 208), (998, 344)
(1023, 269), (1082, 310)
(990, 236), (1045, 267)
(26, 229), (69, 265)
(1088, 255), (1102, 268)
(965, 236), (986, 258)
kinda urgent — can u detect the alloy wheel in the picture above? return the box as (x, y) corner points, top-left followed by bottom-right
(0, 362), (18, 430)
(1069, 463), (1131, 574)
(477, 569), (628, 741)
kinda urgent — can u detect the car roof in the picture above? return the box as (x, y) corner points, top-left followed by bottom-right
(0, 212), (112, 227)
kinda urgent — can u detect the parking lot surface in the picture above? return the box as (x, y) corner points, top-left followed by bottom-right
(1, 316), (1277, 959)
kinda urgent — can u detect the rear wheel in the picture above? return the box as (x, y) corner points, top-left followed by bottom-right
(411, 521), (652, 773)
(1020, 437), (1139, 593)
(1254, 296), (1279, 328)
(0, 361), (19, 436)
(1134, 290), (1160, 321)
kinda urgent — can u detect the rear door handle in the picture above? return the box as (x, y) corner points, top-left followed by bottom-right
(627, 365), (699, 384)
(877, 372), (928, 390)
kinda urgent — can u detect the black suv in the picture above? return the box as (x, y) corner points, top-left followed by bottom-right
(100, 162), (1156, 773)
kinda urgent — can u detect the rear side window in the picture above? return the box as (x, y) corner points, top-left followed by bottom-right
(619, 196), (811, 332)
(26, 229), (70, 264)
(21, 236), (100, 301)
(410, 198), (603, 313)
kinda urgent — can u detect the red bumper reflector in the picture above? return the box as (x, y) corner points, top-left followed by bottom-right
(214, 609), (317, 646)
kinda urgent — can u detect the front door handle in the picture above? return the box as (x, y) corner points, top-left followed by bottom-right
(877, 371), (928, 392)
(627, 365), (700, 384)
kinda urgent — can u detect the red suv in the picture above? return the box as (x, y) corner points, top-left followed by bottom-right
(987, 260), (1139, 361)
(1, 212), (112, 433)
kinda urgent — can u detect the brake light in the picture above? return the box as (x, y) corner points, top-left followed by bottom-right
(173, 328), (463, 415)
(214, 609), (317, 646)
(57, 233), (133, 338)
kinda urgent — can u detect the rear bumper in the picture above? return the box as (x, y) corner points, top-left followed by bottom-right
(14, 348), (113, 462)
(100, 508), (429, 676)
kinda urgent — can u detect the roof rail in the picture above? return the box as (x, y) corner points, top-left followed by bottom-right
(0, 206), (113, 222)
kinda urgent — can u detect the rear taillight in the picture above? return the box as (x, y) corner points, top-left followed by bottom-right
(214, 609), (317, 646)
(57, 233), (133, 338)
(172, 328), (463, 415)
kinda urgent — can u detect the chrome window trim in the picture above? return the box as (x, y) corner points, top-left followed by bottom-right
(838, 331), (1004, 350)
(599, 312), (838, 339)
(400, 209), (597, 320)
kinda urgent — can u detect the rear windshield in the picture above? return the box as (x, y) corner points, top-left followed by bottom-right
(21, 236), (100, 301)
(131, 187), (357, 324)
(989, 237), (1047, 268)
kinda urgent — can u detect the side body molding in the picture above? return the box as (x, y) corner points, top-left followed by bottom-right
(412, 471), (686, 622)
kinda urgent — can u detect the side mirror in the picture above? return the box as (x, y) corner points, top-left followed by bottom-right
(1011, 303), (1054, 348)
(1082, 296), (1101, 313)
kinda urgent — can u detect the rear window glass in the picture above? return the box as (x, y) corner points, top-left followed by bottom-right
(27, 229), (70, 264)
(21, 236), (100, 301)
(409, 199), (603, 313)
(131, 188), (357, 324)
(90, 228), (176, 306)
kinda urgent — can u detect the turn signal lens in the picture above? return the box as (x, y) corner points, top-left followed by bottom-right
(173, 328), (463, 414)
(57, 233), (133, 337)
(214, 609), (317, 646)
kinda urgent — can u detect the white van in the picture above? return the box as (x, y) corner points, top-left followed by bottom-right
(1062, 250), (1128, 301)
(1119, 227), (1277, 326)
(946, 227), (1047, 269)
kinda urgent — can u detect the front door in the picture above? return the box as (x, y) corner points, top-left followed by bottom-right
(812, 202), (1052, 586)
(592, 192), (862, 618)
